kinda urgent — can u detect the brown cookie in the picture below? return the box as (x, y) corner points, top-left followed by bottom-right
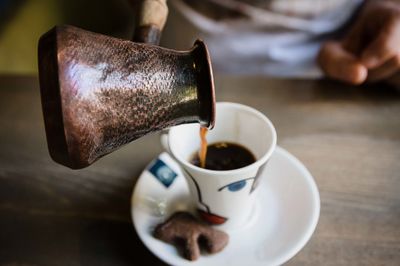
(153, 211), (229, 261)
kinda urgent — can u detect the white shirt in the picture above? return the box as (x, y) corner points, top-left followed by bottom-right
(172, 0), (364, 77)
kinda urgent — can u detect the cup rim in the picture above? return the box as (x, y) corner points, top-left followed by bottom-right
(168, 102), (277, 175)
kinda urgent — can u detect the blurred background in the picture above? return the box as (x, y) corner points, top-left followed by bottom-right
(0, 0), (361, 77)
(0, 0), (135, 75)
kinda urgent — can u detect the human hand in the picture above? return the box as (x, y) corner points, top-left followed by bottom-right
(318, 0), (400, 86)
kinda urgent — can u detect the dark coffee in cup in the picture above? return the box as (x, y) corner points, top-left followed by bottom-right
(190, 142), (256, 171)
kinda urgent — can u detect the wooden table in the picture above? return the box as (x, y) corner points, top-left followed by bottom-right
(0, 75), (399, 266)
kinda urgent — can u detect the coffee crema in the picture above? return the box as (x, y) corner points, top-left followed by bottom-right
(191, 141), (256, 171)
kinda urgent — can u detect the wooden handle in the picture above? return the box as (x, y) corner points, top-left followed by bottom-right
(133, 0), (168, 45)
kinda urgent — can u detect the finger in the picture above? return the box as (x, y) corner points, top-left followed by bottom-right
(367, 54), (400, 82)
(318, 41), (368, 85)
(361, 20), (400, 68)
(342, 20), (365, 55)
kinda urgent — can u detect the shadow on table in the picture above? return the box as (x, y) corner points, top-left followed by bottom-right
(79, 220), (167, 266)
(312, 79), (400, 102)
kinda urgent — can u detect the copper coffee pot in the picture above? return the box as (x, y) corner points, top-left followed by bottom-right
(38, 0), (215, 169)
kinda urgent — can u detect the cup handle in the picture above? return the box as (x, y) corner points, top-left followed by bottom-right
(160, 129), (171, 154)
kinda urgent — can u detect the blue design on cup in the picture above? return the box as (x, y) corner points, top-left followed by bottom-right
(148, 159), (177, 188)
(227, 180), (247, 192)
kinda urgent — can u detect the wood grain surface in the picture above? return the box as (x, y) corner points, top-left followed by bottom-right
(0, 75), (399, 265)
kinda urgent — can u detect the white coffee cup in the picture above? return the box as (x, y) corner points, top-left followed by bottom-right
(161, 102), (277, 230)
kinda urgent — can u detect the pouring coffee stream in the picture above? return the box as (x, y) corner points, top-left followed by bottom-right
(38, 1), (215, 169)
(199, 127), (209, 168)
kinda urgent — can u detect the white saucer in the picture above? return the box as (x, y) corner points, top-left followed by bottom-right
(131, 146), (320, 266)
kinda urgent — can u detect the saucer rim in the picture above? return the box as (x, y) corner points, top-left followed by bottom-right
(271, 147), (320, 265)
(131, 146), (320, 266)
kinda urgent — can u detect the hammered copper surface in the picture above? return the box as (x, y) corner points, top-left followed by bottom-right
(38, 25), (215, 169)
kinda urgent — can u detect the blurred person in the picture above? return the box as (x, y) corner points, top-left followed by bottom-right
(318, 0), (400, 87)
(157, 0), (400, 88)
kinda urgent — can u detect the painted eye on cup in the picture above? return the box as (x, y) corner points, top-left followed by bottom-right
(227, 180), (247, 192)
(218, 179), (254, 192)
